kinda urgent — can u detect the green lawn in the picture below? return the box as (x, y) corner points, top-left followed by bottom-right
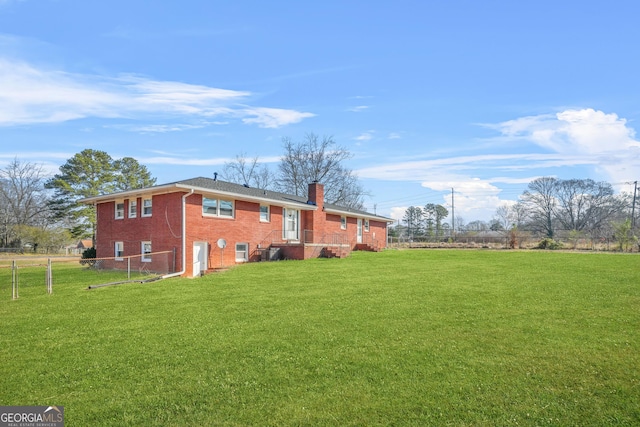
(1, 250), (639, 426)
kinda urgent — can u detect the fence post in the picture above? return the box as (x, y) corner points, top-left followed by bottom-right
(46, 258), (53, 294)
(127, 256), (131, 280)
(12, 260), (18, 300)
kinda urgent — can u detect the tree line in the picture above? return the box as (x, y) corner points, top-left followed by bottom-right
(395, 177), (638, 250)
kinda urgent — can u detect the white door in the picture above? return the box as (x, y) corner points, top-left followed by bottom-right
(193, 242), (207, 277)
(357, 218), (363, 243)
(283, 208), (299, 241)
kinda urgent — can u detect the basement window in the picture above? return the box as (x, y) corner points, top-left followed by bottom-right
(115, 241), (124, 260)
(141, 241), (152, 262)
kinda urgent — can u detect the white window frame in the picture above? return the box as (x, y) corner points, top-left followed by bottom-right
(364, 219), (370, 232)
(128, 199), (137, 218)
(115, 201), (125, 219)
(142, 198), (152, 217)
(202, 197), (218, 215)
(235, 243), (249, 262)
(202, 197), (234, 218)
(340, 216), (347, 230)
(115, 241), (124, 260)
(260, 205), (270, 222)
(219, 199), (234, 217)
(141, 241), (152, 262)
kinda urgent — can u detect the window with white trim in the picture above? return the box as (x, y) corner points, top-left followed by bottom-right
(141, 241), (152, 262)
(235, 243), (248, 262)
(128, 199), (137, 218)
(364, 219), (370, 232)
(115, 201), (125, 219)
(115, 241), (124, 260)
(203, 197), (234, 218)
(340, 216), (347, 230)
(142, 198), (152, 217)
(260, 205), (270, 222)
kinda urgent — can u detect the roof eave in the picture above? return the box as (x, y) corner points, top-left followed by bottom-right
(323, 207), (395, 223)
(79, 183), (317, 211)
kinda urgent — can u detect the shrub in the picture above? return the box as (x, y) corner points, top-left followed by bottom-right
(80, 247), (97, 266)
(536, 238), (562, 250)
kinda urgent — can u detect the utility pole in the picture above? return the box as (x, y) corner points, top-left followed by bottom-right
(632, 181), (638, 228)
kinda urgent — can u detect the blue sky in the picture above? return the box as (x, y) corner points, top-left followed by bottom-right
(1, 0), (639, 222)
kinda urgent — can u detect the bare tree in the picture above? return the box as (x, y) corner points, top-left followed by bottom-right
(277, 134), (368, 209)
(0, 159), (52, 247)
(521, 177), (558, 238)
(494, 202), (527, 230)
(553, 179), (621, 233)
(221, 152), (274, 189)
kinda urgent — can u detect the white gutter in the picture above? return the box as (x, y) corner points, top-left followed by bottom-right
(162, 189), (194, 279)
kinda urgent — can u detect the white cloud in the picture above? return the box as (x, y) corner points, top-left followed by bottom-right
(240, 107), (315, 128)
(389, 207), (407, 221)
(348, 105), (369, 112)
(0, 59), (315, 128)
(354, 131), (374, 142)
(489, 108), (640, 183)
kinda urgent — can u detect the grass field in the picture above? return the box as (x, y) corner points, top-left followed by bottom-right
(1, 250), (638, 426)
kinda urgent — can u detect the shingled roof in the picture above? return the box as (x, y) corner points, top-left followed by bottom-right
(81, 176), (393, 222)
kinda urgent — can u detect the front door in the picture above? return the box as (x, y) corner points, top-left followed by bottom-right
(283, 208), (299, 241)
(357, 218), (363, 243)
(193, 242), (207, 277)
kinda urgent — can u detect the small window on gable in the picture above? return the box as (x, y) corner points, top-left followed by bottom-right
(142, 198), (152, 217)
(341, 216), (347, 230)
(364, 219), (370, 232)
(115, 201), (125, 219)
(115, 241), (124, 260)
(141, 241), (152, 262)
(236, 243), (248, 262)
(128, 199), (137, 218)
(260, 205), (270, 222)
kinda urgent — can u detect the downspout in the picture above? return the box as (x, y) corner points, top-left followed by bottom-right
(162, 189), (194, 278)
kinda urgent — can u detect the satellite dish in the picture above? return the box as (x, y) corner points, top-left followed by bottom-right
(217, 238), (227, 249)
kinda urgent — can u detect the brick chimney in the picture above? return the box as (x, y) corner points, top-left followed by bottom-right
(308, 181), (324, 210)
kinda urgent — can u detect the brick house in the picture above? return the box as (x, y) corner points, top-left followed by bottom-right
(81, 177), (393, 277)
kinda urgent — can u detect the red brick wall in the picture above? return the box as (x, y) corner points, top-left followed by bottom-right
(184, 194), (287, 274)
(94, 192), (183, 273)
